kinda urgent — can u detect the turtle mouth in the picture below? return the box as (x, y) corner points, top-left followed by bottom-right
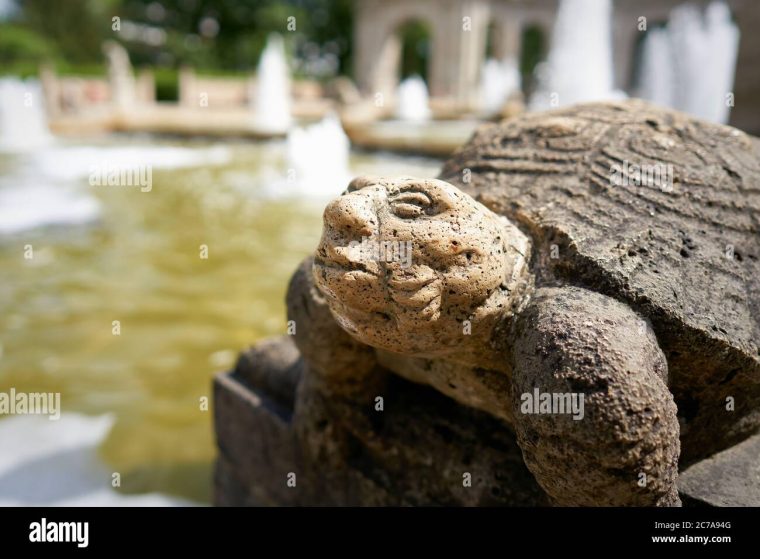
(313, 255), (378, 281)
(388, 275), (442, 318)
(313, 253), (382, 317)
(402, 291), (442, 321)
(314, 255), (444, 325)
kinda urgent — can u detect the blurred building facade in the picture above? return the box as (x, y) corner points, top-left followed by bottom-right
(354, 0), (760, 133)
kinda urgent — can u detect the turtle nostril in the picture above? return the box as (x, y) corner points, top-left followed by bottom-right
(323, 194), (374, 238)
(320, 193), (379, 273)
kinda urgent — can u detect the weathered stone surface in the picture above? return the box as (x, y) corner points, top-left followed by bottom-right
(213, 341), (303, 506)
(441, 100), (760, 463)
(313, 175), (532, 372)
(234, 336), (302, 409)
(214, 336), (548, 506)
(218, 101), (760, 507)
(512, 287), (680, 506)
(678, 432), (760, 507)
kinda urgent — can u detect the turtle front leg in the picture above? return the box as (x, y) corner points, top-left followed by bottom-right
(286, 256), (381, 398)
(510, 286), (681, 506)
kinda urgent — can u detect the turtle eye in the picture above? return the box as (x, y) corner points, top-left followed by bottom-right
(390, 190), (433, 219)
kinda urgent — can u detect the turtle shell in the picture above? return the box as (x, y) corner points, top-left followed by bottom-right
(440, 100), (760, 462)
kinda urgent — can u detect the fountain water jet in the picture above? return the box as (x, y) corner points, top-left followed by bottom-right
(282, 113), (351, 198)
(480, 57), (521, 115)
(252, 34), (292, 133)
(529, 0), (624, 110)
(0, 78), (53, 152)
(395, 75), (431, 122)
(637, 2), (739, 124)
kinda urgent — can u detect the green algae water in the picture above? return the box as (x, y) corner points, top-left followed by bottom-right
(0, 137), (440, 504)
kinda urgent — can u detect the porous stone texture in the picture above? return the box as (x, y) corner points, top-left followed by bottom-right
(214, 338), (303, 506)
(511, 287), (681, 506)
(441, 100), (760, 463)
(313, 176), (532, 370)
(678, 432), (760, 507)
(214, 336), (548, 506)
(216, 100), (760, 507)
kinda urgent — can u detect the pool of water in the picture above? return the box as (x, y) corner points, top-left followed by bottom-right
(0, 136), (441, 504)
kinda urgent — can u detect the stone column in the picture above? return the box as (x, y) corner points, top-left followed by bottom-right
(370, 30), (402, 102)
(136, 69), (155, 105)
(612, 12), (643, 91)
(179, 66), (197, 108)
(491, 15), (522, 62)
(353, 0), (400, 100)
(429, 0), (489, 109)
(39, 63), (61, 118)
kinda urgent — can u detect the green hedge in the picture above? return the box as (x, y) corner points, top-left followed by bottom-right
(153, 68), (178, 102)
(0, 23), (53, 77)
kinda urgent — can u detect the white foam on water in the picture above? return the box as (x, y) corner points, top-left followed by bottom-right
(31, 144), (232, 182)
(0, 413), (195, 506)
(0, 184), (100, 235)
(0, 144), (231, 235)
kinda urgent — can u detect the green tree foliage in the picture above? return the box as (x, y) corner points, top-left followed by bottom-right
(519, 25), (546, 96)
(0, 23), (53, 75)
(17, 0), (116, 64)
(398, 20), (431, 81)
(122, 0), (354, 76)
(1, 0), (356, 78)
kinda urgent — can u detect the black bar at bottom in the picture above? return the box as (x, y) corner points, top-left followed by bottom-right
(0, 506), (754, 553)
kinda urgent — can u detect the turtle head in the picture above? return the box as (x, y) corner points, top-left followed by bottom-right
(312, 176), (531, 358)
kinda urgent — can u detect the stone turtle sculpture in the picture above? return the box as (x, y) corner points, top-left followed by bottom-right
(298, 100), (760, 506)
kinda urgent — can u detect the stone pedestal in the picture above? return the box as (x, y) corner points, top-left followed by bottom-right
(214, 337), (303, 506)
(215, 336), (760, 507)
(678, 433), (760, 507)
(214, 336), (548, 506)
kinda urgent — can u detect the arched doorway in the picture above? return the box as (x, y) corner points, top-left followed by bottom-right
(364, 15), (435, 103)
(398, 20), (432, 83)
(485, 20), (504, 61)
(519, 24), (547, 98)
